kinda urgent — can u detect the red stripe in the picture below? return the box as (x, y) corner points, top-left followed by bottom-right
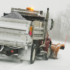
(65, 35), (68, 44)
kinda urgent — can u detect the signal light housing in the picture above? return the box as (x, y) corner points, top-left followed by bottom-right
(29, 31), (32, 36)
(29, 26), (33, 36)
(26, 7), (34, 11)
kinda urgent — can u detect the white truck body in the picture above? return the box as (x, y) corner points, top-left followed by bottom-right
(0, 17), (45, 61)
(0, 8), (53, 63)
(0, 17), (32, 48)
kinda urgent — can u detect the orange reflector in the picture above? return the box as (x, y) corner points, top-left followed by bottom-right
(29, 26), (33, 31)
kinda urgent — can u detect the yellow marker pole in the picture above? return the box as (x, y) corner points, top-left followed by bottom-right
(64, 35), (68, 45)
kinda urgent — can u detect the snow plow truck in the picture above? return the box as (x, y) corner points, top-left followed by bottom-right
(0, 7), (54, 64)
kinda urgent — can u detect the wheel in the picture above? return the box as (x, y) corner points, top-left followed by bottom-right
(30, 43), (36, 64)
(44, 44), (51, 60)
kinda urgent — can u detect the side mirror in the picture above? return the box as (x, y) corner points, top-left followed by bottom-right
(50, 19), (54, 30)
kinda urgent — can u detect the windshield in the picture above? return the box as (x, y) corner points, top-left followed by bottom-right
(21, 15), (45, 21)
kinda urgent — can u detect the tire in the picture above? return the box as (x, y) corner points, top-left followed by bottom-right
(30, 43), (36, 64)
(44, 44), (51, 60)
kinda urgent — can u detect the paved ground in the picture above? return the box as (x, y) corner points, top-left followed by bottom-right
(0, 40), (70, 70)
